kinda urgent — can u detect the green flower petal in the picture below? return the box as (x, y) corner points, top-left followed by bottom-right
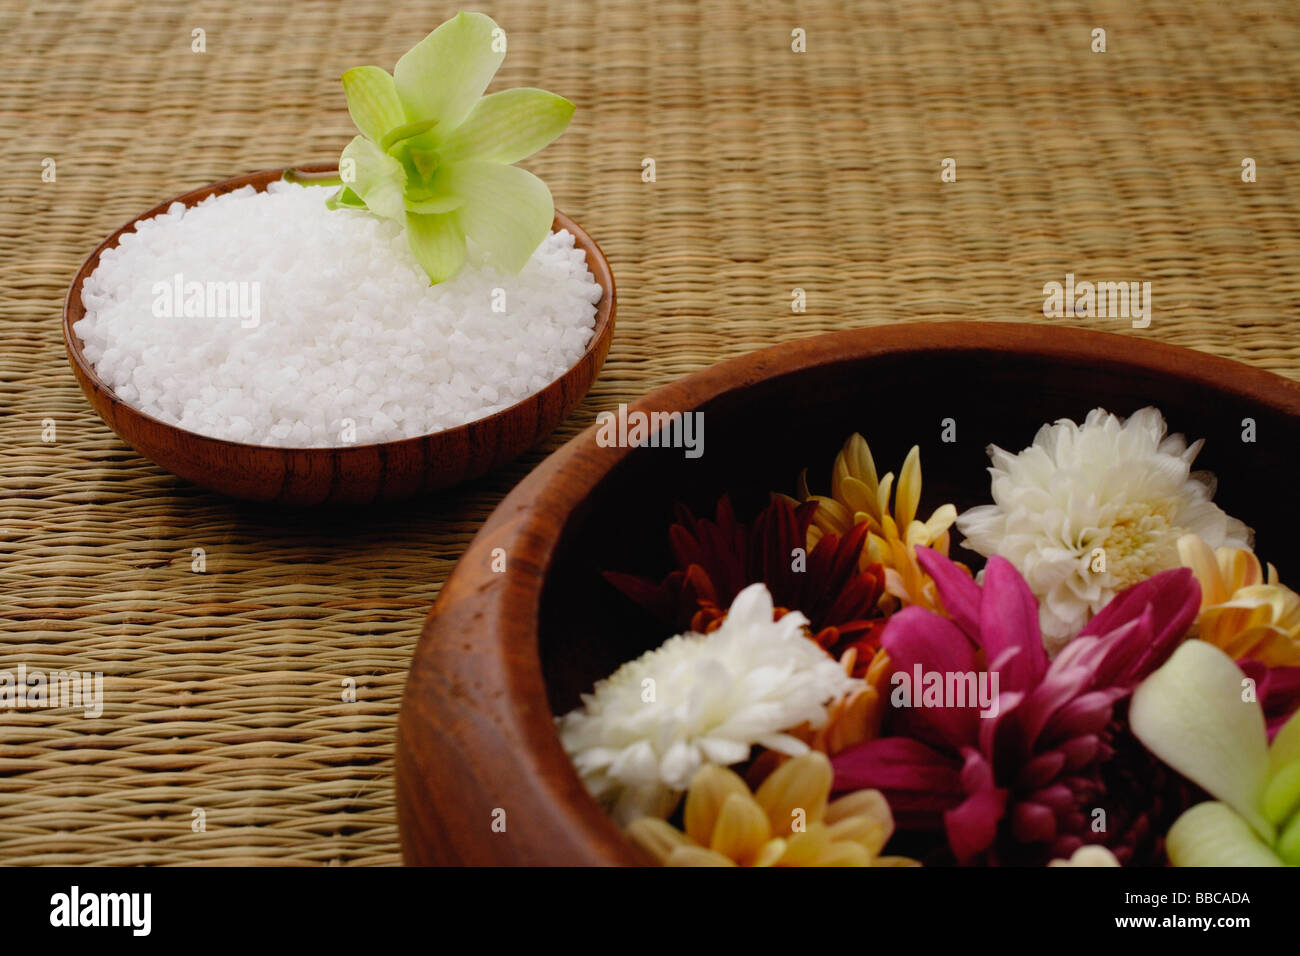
(1269, 708), (1300, 774)
(405, 195), (464, 215)
(342, 66), (407, 144)
(403, 162), (464, 212)
(394, 11), (505, 132)
(444, 162), (553, 273)
(1130, 640), (1275, 842)
(380, 118), (440, 154)
(1262, 761), (1300, 828)
(437, 88), (574, 165)
(339, 135), (407, 223)
(405, 211), (466, 284)
(1264, 711), (1300, 837)
(1167, 802), (1285, 867)
(1278, 810), (1300, 865)
(324, 186), (366, 210)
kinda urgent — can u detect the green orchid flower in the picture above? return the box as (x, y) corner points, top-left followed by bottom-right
(1130, 639), (1300, 866)
(326, 11), (574, 283)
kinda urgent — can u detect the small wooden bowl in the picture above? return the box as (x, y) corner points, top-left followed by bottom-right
(396, 322), (1300, 865)
(63, 165), (616, 505)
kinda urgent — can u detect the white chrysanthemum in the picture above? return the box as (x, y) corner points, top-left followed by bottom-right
(557, 582), (861, 824)
(957, 407), (1251, 655)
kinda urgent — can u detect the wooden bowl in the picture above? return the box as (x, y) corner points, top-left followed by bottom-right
(63, 165), (616, 506)
(396, 321), (1300, 865)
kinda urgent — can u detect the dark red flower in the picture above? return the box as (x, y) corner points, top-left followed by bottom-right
(604, 494), (888, 670)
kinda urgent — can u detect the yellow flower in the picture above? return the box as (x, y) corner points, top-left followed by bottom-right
(625, 752), (918, 867)
(1177, 534), (1300, 667)
(792, 434), (961, 612)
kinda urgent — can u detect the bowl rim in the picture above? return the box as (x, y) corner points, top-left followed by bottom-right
(63, 163), (616, 455)
(397, 320), (1300, 865)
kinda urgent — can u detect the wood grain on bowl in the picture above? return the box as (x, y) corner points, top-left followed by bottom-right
(62, 164), (616, 506)
(396, 322), (1300, 866)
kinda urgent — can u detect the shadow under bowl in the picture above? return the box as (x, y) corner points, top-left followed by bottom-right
(63, 164), (616, 506)
(396, 321), (1300, 865)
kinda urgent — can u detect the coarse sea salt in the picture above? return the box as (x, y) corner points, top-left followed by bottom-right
(75, 182), (602, 447)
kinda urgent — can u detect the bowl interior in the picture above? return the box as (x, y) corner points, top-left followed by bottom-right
(537, 344), (1299, 714)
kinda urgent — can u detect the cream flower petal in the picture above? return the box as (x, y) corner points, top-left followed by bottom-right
(896, 446), (922, 530)
(825, 790), (893, 857)
(1048, 845), (1121, 866)
(754, 839), (787, 867)
(1178, 533), (1226, 606)
(1130, 640), (1274, 842)
(666, 845), (737, 866)
(1270, 709), (1300, 773)
(839, 433), (881, 505)
(825, 786), (892, 826)
(710, 792), (771, 865)
(837, 476), (878, 523)
(807, 495), (855, 537)
(683, 765), (751, 846)
(795, 433), (964, 616)
(625, 817), (692, 863)
(876, 473), (895, 528)
(817, 842), (873, 866)
(628, 748), (911, 867)
(777, 822), (833, 865)
(919, 503), (958, 543)
(1166, 802), (1284, 867)
(756, 752), (833, 836)
(795, 470), (812, 501)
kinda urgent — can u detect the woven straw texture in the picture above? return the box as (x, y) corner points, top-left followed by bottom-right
(3, 0), (1298, 865)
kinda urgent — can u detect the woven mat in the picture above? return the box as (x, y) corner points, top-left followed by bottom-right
(2, 0), (1298, 865)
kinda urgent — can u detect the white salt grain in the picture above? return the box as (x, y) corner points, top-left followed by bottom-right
(75, 182), (603, 447)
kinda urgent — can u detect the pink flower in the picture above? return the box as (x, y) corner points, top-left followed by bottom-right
(832, 548), (1202, 865)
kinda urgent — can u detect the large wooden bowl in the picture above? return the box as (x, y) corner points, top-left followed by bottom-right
(396, 322), (1300, 865)
(63, 165), (616, 506)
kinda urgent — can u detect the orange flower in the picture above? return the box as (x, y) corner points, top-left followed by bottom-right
(1178, 534), (1300, 667)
